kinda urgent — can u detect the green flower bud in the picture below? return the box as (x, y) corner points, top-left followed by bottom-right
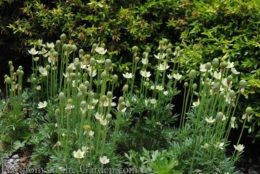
(227, 75), (233, 83)
(184, 82), (189, 87)
(55, 109), (60, 116)
(220, 62), (227, 69)
(132, 46), (138, 53)
(246, 107), (253, 115)
(189, 70), (196, 79)
(112, 74), (118, 83)
(135, 57), (140, 62)
(239, 80), (247, 88)
(100, 95), (107, 102)
(212, 58), (219, 68)
(101, 71), (107, 79)
(205, 62), (211, 70)
(60, 33), (67, 42)
(5, 77), (12, 84)
(106, 113), (112, 120)
(118, 96), (124, 104)
(216, 112), (223, 121)
(145, 46), (151, 53)
(77, 91), (83, 100)
(166, 48), (172, 55)
(58, 92), (66, 101)
(105, 59), (112, 69)
(107, 91), (113, 98)
(192, 83), (197, 90)
(90, 58), (96, 66)
(143, 52), (149, 58)
(79, 84), (87, 93)
(56, 40), (61, 48)
(71, 44), (77, 52)
(79, 49), (84, 57)
(122, 84), (129, 92)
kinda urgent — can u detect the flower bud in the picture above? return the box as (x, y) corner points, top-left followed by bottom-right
(5, 77), (12, 84)
(112, 74), (118, 83)
(189, 70), (196, 79)
(246, 107), (253, 115)
(216, 112), (223, 121)
(145, 46), (151, 53)
(90, 58), (96, 66)
(101, 71), (107, 79)
(105, 59), (112, 69)
(220, 62), (227, 69)
(118, 96), (124, 104)
(107, 91), (113, 98)
(132, 46), (138, 53)
(239, 80), (246, 88)
(123, 84), (129, 92)
(192, 83), (197, 90)
(212, 58), (219, 68)
(58, 92), (66, 101)
(184, 82), (189, 87)
(77, 91), (83, 100)
(100, 95), (107, 103)
(135, 57), (140, 62)
(60, 33), (67, 42)
(205, 62), (211, 71)
(56, 40), (61, 48)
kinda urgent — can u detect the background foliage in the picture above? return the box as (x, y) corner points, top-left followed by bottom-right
(0, 0), (259, 141)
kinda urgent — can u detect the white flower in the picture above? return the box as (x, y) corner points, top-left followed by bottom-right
(46, 42), (55, 49)
(163, 91), (169, 96)
(72, 149), (85, 159)
(123, 72), (133, 79)
(173, 73), (182, 80)
(99, 118), (109, 126)
(39, 67), (48, 76)
(167, 74), (173, 79)
(38, 101), (47, 109)
(95, 112), (103, 121)
(155, 85), (164, 91)
(88, 130), (94, 137)
(200, 64), (207, 72)
(231, 67), (240, 75)
(234, 144), (245, 152)
(100, 156), (110, 164)
(218, 142), (225, 150)
(192, 100), (200, 107)
(140, 70), (151, 78)
(150, 98), (157, 105)
(205, 116), (216, 124)
(28, 48), (38, 55)
(95, 47), (107, 55)
(231, 117), (236, 128)
(154, 53), (166, 60)
(141, 58), (149, 65)
(226, 61), (234, 68)
(213, 71), (221, 80)
(157, 63), (169, 71)
(96, 59), (105, 64)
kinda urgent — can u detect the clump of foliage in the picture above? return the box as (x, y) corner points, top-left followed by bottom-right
(0, 0), (259, 142)
(0, 37), (251, 173)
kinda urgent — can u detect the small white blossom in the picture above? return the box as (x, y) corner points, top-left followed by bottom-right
(231, 117), (236, 128)
(100, 156), (110, 164)
(213, 71), (221, 80)
(163, 91), (169, 96)
(234, 144), (245, 152)
(123, 72), (133, 79)
(173, 73), (182, 80)
(192, 100), (200, 107)
(141, 58), (149, 65)
(157, 63), (169, 71)
(200, 64), (207, 72)
(155, 85), (164, 91)
(38, 101), (47, 109)
(28, 48), (38, 55)
(72, 149), (85, 159)
(226, 61), (234, 69)
(205, 116), (216, 124)
(95, 47), (107, 55)
(39, 67), (48, 76)
(231, 67), (240, 75)
(154, 53), (166, 60)
(140, 70), (151, 78)
(150, 98), (157, 105)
